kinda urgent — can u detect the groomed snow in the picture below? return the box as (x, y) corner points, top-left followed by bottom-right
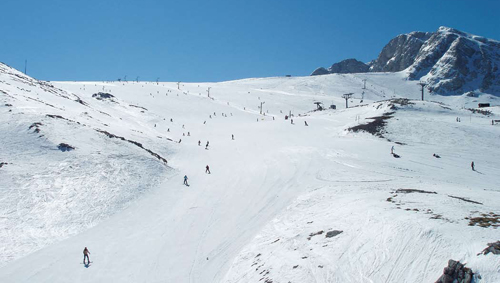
(0, 63), (499, 282)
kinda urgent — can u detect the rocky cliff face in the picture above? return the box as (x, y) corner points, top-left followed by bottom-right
(369, 31), (432, 72)
(312, 27), (500, 96)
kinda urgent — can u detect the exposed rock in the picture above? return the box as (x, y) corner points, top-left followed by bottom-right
(58, 143), (75, 152)
(311, 59), (369, 76)
(479, 241), (500, 255)
(325, 230), (343, 238)
(310, 67), (329, 76)
(435, 259), (473, 283)
(370, 31), (432, 72)
(92, 92), (115, 101)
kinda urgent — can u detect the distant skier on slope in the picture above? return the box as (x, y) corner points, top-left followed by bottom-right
(83, 247), (90, 265)
(205, 141), (209, 149)
(198, 140), (201, 146)
(471, 161), (475, 171)
(184, 175), (189, 186)
(304, 121), (308, 126)
(206, 165), (211, 174)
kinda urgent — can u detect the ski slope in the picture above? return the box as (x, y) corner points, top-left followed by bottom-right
(0, 62), (499, 282)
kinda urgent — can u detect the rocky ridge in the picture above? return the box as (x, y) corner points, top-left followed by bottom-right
(312, 27), (500, 96)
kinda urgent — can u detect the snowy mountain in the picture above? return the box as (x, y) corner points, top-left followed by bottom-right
(1, 61), (500, 282)
(312, 27), (500, 96)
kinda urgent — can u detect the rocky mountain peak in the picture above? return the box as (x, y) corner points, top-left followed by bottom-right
(311, 27), (500, 96)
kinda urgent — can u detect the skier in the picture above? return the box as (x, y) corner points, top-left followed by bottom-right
(170, 118), (173, 122)
(291, 119), (294, 124)
(232, 134), (234, 140)
(205, 165), (211, 174)
(167, 128), (170, 132)
(305, 121), (308, 126)
(391, 146), (394, 155)
(187, 132), (190, 136)
(179, 139), (182, 143)
(83, 247), (90, 265)
(184, 175), (189, 185)
(205, 141), (209, 149)
(471, 161), (475, 171)
(198, 140), (201, 146)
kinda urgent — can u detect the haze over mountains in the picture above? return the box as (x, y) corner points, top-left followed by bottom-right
(312, 26), (500, 97)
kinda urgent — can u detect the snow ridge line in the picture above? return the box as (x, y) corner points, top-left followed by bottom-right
(95, 129), (169, 165)
(44, 114), (169, 165)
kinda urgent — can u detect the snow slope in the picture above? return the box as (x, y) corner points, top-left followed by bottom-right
(0, 63), (499, 282)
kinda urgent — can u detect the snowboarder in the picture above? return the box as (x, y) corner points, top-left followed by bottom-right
(184, 175), (189, 185)
(471, 161), (475, 171)
(305, 121), (308, 126)
(205, 165), (211, 174)
(83, 247), (90, 265)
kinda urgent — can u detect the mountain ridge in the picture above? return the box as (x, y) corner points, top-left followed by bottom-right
(312, 26), (500, 96)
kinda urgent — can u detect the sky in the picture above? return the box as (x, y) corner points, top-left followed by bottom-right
(1, 0), (499, 82)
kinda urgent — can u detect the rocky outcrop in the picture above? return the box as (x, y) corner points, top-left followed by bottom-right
(329, 59), (369, 74)
(310, 67), (330, 76)
(312, 27), (500, 96)
(310, 59), (369, 75)
(435, 259), (474, 283)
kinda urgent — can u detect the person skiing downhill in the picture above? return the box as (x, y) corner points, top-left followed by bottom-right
(206, 165), (211, 174)
(83, 247), (90, 265)
(471, 161), (475, 171)
(184, 175), (189, 185)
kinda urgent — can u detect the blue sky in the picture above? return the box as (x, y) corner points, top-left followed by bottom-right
(1, 0), (498, 82)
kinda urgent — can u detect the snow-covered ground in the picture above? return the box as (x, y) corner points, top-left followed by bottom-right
(0, 62), (499, 282)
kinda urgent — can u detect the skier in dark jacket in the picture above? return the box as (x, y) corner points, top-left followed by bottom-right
(184, 175), (189, 185)
(206, 165), (211, 174)
(83, 247), (90, 265)
(471, 161), (475, 171)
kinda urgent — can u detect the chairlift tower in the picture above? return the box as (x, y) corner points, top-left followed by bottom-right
(259, 101), (265, 114)
(342, 93), (354, 108)
(418, 82), (427, 101)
